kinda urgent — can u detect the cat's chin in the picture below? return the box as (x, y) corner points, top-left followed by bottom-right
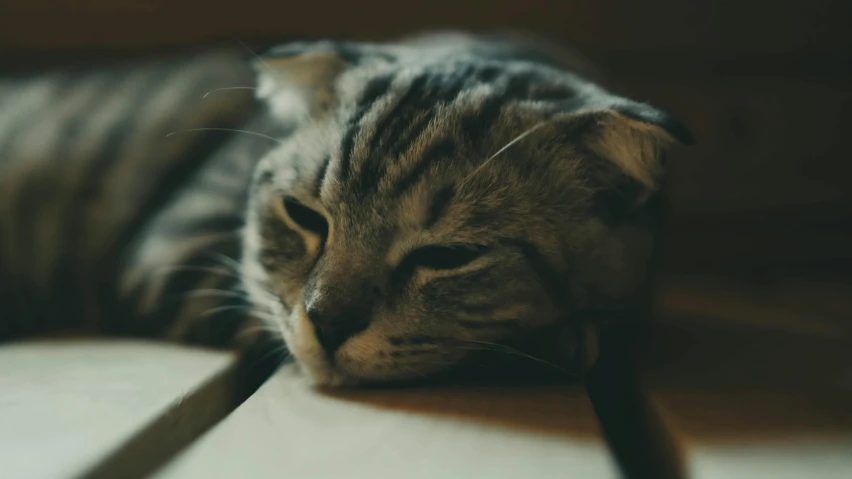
(291, 349), (432, 388)
(297, 361), (442, 389)
(294, 360), (357, 388)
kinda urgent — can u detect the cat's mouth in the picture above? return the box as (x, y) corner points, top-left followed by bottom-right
(279, 311), (468, 387)
(278, 311), (580, 388)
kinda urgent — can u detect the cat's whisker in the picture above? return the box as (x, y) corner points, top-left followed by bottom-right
(240, 277), (279, 300)
(459, 121), (548, 191)
(166, 127), (284, 145)
(247, 310), (281, 323)
(202, 86), (258, 99)
(455, 340), (574, 376)
(248, 277), (284, 303)
(236, 324), (284, 340)
(246, 299), (279, 314)
(239, 41), (276, 76)
(246, 308), (280, 323)
(151, 265), (238, 280)
(155, 257), (267, 293)
(458, 346), (576, 378)
(205, 251), (244, 275)
(193, 230), (242, 243)
(199, 304), (279, 321)
(182, 288), (248, 300)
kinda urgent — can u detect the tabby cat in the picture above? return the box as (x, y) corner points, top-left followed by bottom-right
(0, 32), (691, 387)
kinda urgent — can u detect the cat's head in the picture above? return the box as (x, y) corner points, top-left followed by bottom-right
(241, 35), (692, 386)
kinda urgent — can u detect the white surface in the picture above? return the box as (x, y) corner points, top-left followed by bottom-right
(649, 388), (852, 479)
(0, 339), (235, 479)
(5, 339), (844, 479)
(690, 440), (852, 479)
(158, 364), (617, 479)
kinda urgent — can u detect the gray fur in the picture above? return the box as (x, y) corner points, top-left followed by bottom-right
(243, 32), (689, 385)
(0, 32), (688, 387)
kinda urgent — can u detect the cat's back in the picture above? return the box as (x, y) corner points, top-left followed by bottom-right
(0, 49), (256, 335)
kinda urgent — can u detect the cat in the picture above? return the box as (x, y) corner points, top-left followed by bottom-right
(0, 32), (691, 387)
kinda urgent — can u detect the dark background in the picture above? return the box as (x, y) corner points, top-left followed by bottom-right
(2, 0), (851, 276)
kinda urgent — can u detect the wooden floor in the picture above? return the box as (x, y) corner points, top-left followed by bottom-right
(647, 274), (852, 478)
(1, 273), (850, 479)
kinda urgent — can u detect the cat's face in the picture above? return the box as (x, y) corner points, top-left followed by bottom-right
(241, 36), (690, 386)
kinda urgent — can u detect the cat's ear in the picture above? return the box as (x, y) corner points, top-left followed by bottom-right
(254, 41), (351, 122)
(557, 98), (693, 199)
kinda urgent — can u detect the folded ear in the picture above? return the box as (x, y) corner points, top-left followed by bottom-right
(557, 98), (693, 202)
(254, 42), (350, 122)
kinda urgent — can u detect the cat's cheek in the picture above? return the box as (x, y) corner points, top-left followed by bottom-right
(334, 331), (391, 378)
(334, 328), (464, 382)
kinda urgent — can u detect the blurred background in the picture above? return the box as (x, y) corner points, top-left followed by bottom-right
(2, 0), (850, 278)
(5, 0), (849, 338)
(1, 0), (850, 472)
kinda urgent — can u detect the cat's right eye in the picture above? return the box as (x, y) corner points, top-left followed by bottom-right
(282, 196), (329, 239)
(405, 244), (487, 270)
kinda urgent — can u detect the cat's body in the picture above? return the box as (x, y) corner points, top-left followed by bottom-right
(0, 32), (689, 386)
(0, 50), (265, 347)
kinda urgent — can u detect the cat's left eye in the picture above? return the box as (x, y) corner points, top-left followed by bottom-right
(281, 196), (329, 239)
(405, 244), (486, 270)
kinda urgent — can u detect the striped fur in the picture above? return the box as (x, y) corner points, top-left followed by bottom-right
(0, 33), (690, 387)
(0, 49), (267, 348)
(243, 33), (691, 385)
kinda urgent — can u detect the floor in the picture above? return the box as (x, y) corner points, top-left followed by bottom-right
(1, 273), (850, 479)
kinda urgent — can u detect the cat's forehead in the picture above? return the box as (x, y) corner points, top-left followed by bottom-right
(261, 58), (598, 238)
(330, 66), (560, 182)
(323, 107), (582, 240)
(335, 57), (586, 116)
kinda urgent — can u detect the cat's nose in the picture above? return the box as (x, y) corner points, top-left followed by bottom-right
(305, 303), (370, 356)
